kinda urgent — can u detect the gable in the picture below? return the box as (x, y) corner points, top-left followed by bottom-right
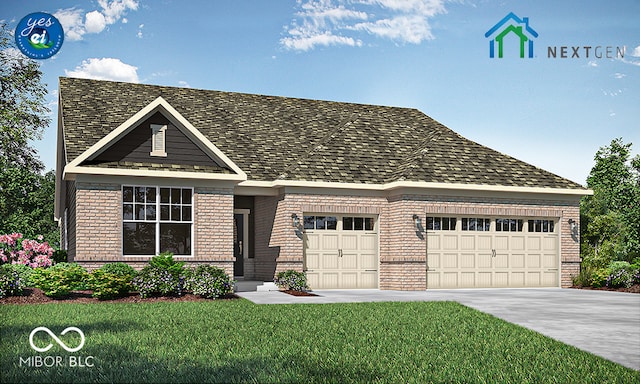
(62, 93), (246, 181)
(84, 111), (226, 170)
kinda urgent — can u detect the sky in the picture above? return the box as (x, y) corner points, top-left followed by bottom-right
(1, 0), (639, 186)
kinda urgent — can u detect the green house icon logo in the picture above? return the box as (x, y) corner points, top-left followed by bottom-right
(485, 12), (538, 58)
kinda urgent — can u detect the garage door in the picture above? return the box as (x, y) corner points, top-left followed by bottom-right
(304, 215), (378, 289)
(426, 217), (559, 288)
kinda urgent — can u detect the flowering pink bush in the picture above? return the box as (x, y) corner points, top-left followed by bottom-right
(0, 233), (54, 268)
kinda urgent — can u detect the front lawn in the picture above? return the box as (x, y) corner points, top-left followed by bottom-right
(1, 300), (637, 383)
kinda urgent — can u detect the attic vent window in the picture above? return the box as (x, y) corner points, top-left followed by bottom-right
(150, 124), (167, 157)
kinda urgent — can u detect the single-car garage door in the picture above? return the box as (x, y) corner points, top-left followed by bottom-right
(427, 216), (559, 288)
(304, 215), (378, 289)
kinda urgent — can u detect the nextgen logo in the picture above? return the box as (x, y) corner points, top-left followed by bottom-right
(485, 12), (625, 60)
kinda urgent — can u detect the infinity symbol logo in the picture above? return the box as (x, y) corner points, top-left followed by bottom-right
(29, 327), (85, 353)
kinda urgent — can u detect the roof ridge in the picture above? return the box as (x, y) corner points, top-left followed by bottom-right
(390, 124), (444, 182)
(277, 112), (361, 179)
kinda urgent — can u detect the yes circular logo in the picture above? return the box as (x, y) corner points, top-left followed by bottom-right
(15, 12), (64, 59)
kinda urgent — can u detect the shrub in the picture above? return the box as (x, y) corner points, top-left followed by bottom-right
(88, 263), (137, 300)
(185, 265), (234, 299)
(31, 263), (89, 298)
(572, 268), (592, 287)
(149, 252), (185, 277)
(606, 269), (633, 289)
(0, 263), (35, 287)
(133, 266), (184, 298)
(52, 249), (68, 264)
(0, 233), (54, 268)
(0, 266), (25, 298)
(590, 268), (611, 288)
(274, 270), (309, 292)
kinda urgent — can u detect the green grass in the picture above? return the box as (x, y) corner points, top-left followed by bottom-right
(1, 300), (637, 383)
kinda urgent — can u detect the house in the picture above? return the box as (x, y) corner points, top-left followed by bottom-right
(55, 77), (590, 290)
(485, 12), (538, 58)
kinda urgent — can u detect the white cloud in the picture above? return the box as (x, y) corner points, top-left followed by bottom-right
(85, 11), (106, 34)
(55, 0), (138, 41)
(631, 45), (640, 57)
(65, 58), (139, 83)
(613, 73), (626, 79)
(137, 23), (144, 39)
(178, 80), (191, 88)
(54, 8), (85, 41)
(587, 60), (598, 67)
(281, 0), (446, 51)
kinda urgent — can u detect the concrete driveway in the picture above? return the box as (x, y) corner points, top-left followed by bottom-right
(238, 288), (640, 370)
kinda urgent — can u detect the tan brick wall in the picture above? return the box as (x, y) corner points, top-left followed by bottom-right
(193, 187), (235, 277)
(74, 182), (121, 262)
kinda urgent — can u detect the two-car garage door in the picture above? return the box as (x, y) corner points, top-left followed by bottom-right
(426, 217), (559, 288)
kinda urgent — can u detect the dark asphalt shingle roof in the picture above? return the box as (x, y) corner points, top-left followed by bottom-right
(59, 77), (584, 189)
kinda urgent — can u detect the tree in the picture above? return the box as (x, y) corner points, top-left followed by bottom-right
(0, 23), (57, 246)
(0, 23), (50, 170)
(581, 138), (640, 265)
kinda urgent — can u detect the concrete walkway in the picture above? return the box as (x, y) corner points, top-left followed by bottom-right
(237, 288), (640, 370)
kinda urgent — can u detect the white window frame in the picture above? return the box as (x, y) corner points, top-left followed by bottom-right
(122, 185), (194, 257)
(150, 124), (167, 157)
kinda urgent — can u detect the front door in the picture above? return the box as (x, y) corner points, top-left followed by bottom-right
(233, 213), (244, 277)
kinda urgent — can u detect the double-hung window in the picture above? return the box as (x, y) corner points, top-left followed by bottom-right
(122, 186), (193, 256)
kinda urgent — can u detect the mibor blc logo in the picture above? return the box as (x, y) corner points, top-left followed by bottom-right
(485, 12), (538, 58)
(21, 326), (94, 368)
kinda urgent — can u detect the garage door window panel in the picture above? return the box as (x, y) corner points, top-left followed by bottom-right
(427, 217), (456, 231)
(462, 218), (490, 231)
(528, 219), (555, 233)
(496, 219), (523, 232)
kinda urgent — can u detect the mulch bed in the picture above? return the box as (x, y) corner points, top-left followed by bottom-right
(571, 284), (640, 294)
(0, 288), (239, 305)
(281, 289), (318, 297)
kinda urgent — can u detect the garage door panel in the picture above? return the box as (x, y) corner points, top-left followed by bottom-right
(307, 273), (320, 289)
(477, 236), (492, 250)
(342, 252), (358, 269)
(460, 272), (475, 287)
(511, 272), (525, 286)
(543, 271), (558, 286)
(342, 273), (358, 288)
(527, 237), (541, 251)
(321, 252), (339, 269)
(428, 253), (440, 268)
(341, 235), (357, 250)
(443, 253), (458, 268)
(322, 273), (339, 289)
(527, 272), (541, 286)
(511, 236), (525, 250)
(478, 272), (492, 287)
(360, 235), (377, 250)
(427, 272), (440, 288)
(495, 236), (509, 251)
(362, 253), (377, 269)
(495, 253), (509, 268)
(443, 235), (458, 250)
(511, 253), (525, 268)
(442, 273), (458, 288)
(306, 234), (320, 250)
(543, 237), (557, 251)
(543, 254), (557, 268)
(322, 235), (339, 250)
(360, 272), (377, 288)
(306, 253), (321, 269)
(477, 253), (492, 268)
(427, 234), (440, 250)
(527, 254), (541, 268)
(461, 236), (475, 250)
(460, 253), (474, 268)
(494, 272), (509, 287)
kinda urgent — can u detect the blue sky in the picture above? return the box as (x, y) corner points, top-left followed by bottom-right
(2, 0), (639, 185)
